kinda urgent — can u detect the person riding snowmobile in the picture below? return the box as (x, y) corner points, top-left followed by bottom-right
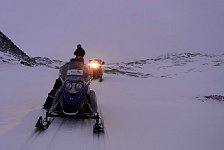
(43, 44), (87, 110)
(88, 58), (105, 81)
(48, 57), (93, 114)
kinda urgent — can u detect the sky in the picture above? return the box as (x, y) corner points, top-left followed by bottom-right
(1, 0), (224, 62)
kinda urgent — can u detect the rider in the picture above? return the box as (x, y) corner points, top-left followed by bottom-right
(73, 44), (85, 63)
(48, 57), (93, 114)
(43, 44), (87, 110)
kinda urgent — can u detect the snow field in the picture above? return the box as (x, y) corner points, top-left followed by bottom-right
(0, 64), (224, 150)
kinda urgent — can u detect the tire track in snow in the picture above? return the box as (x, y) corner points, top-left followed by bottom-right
(18, 112), (66, 150)
(18, 129), (43, 150)
(92, 79), (111, 149)
(45, 118), (66, 150)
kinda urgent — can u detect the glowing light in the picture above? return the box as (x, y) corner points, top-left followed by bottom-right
(89, 61), (100, 69)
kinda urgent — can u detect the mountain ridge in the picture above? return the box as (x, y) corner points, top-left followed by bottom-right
(104, 52), (224, 78)
(0, 31), (64, 68)
(0, 31), (36, 66)
(1, 31), (224, 78)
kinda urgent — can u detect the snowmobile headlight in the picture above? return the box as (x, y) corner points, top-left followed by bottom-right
(75, 82), (83, 90)
(65, 82), (72, 90)
(89, 61), (100, 69)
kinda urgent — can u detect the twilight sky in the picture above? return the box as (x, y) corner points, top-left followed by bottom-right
(1, 0), (224, 62)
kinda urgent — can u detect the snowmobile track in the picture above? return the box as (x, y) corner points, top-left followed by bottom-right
(19, 129), (43, 150)
(19, 118), (66, 150)
(45, 118), (66, 150)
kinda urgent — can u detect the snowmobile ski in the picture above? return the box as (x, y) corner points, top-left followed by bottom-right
(35, 115), (54, 130)
(93, 112), (104, 133)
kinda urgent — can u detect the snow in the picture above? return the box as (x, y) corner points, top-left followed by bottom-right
(0, 51), (21, 65)
(0, 56), (224, 150)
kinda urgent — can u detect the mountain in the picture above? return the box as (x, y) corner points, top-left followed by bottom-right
(0, 31), (64, 68)
(105, 52), (224, 78)
(2, 30), (224, 74)
(0, 31), (36, 66)
(32, 57), (65, 69)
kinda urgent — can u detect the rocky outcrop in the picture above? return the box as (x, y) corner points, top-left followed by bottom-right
(0, 31), (36, 66)
(0, 31), (64, 68)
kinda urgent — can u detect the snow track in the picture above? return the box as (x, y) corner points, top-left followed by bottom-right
(16, 114), (108, 150)
(19, 129), (43, 150)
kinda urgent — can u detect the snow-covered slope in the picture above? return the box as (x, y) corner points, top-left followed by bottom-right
(0, 51), (64, 69)
(0, 53), (224, 150)
(0, 31), (36, 66)
(0, 31), (64, 68)
(0, 51), (22, 65)
(105, 52), (224, 78)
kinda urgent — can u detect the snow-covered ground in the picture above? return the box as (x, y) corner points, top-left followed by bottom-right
(0, 55), (224, 150)
(0, 51), (22, 65)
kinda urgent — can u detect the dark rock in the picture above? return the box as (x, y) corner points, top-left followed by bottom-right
(0, 31), (36, 66)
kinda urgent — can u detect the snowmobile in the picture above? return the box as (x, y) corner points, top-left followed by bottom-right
(88, 58), (104, 82)
(35, 62), (104, 133)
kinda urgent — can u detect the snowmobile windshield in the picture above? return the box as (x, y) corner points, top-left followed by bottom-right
(60, 61), (92, 82)
(66, 74), (84, 82)
(61, 69), (84, 81)
(60, 68), (91, 83)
